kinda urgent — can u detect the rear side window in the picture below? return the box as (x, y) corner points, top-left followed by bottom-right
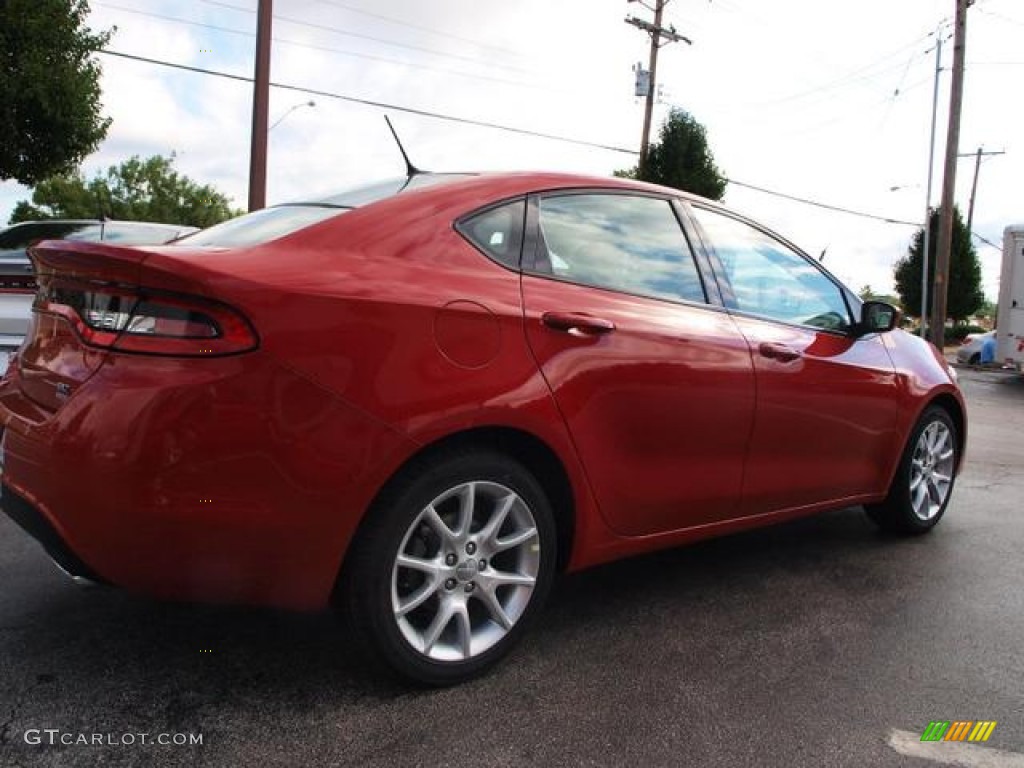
(531, 193), (707, 305)
(456, 199), (526, 268)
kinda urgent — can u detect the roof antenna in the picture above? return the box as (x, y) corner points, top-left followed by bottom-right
(384, 115), (424, 178)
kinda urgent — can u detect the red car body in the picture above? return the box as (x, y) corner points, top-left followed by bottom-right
(0, 172), (965, 679)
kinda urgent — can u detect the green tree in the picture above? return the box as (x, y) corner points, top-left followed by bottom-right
(616, 108), (727, 200)
(0, 0), (113, 185)
(893, 206), (984, 324)
(10, 155), (241, 228)
(858, 285), (901, 307)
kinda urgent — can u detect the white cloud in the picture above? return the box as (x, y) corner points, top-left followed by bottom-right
(3, 0), (1022, 300)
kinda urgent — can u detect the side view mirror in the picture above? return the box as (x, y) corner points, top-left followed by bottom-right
(856, 301), (900, 336)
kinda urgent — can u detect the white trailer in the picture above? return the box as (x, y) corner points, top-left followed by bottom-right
(996, 225), (1024, 369)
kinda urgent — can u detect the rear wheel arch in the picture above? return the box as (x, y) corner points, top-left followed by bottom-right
(332, 426), (575, 683)
(339, 426), (576, 586)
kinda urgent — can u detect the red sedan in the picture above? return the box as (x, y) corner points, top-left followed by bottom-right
(0, 172), (965, 684)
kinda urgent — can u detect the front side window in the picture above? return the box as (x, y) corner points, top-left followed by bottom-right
(532, 193), (706, 305)
(690, 206), (851, 331)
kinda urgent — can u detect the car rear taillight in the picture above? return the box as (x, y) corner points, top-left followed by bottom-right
(34, 280), (257, 356)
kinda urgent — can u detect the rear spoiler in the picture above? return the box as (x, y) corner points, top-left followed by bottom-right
(28, 240), (202, 296)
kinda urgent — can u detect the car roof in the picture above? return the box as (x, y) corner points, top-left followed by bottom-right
(408, 170), (704, 201)
(297, 171), (719, 211)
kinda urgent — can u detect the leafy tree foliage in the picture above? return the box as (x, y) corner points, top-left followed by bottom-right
(10, 155), (241, 228)
(893, 206), (984, 324)
(858, 285), (900, 307)
(617, 108), (727, 200)
(0, 0), (113, 185)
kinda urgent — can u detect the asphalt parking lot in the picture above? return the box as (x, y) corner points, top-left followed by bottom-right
(1, 365), (1022, 768)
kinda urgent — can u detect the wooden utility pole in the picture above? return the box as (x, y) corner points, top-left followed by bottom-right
(625, 0), (690, 176)
(959, 147), (1005, 233)
(248, 0), (273, 212)
(929, 0), (970, 348)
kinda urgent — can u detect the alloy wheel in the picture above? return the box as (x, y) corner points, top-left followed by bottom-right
(391, 481), (541, 662)
(909, 420), (955, 521)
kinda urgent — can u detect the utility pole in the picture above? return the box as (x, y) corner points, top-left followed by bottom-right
(920, 32), (942, 338)
(248, 0), (272, 212)
(929, 0), (971, 349)
(625, 0), (691, 176)
(959, 147), (1005, 233)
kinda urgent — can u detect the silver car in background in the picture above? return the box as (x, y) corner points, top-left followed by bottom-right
(955, 330), (997, 366)
(0, 219), (198, 351)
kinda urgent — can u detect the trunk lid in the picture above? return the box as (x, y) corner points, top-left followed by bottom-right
(13, 240), (256, 412)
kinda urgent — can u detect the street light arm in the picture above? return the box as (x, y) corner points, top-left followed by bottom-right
(268, 101), (315, 133)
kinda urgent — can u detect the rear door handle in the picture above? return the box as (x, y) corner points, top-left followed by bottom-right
(758, 342), (801, 362)
(542, 312), (616, 337)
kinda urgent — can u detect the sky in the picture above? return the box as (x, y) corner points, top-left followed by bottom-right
(3, 0), (1023, 300)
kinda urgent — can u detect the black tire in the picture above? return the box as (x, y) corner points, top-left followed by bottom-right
(340, 449), (556, 686)
(865, 406), (959, 535)
(968, 353), (980, 366)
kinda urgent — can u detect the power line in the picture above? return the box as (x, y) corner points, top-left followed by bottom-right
(757, 51), (927, 107)
(270, 9), (539, 75)
(711, 0), (946, 107)
(197, 0), (525, 58)
(975, 6), (1024, 27)
(971, 232), (1000, 251)
(98, 49), (639, 155)
(314, 0), (524, 58)
(724, 178), (919, 226)
(95, 2), (557, 92)
(196, 0), (253, 13)
(268, 38), (543, 92)
(97, 49), (930, 229)
(98, 2), (538, 77)
(97, 2), (253, 38)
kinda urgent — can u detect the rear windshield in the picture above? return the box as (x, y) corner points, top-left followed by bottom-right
(166, 205), (343, 248)
(177, 173), (472, 248)
(100, 223), (195, 244)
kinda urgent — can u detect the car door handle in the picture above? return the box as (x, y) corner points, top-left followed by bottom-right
(758, 342), (801, 362)
(542, 312), (616, 337)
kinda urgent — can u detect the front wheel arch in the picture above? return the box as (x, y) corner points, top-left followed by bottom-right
(927, 393), (966, 474)
(866, 402), (961, 534)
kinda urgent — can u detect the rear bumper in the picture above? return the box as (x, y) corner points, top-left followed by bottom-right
(1, 482), (106, 584)
(0, 352), (416, 610)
